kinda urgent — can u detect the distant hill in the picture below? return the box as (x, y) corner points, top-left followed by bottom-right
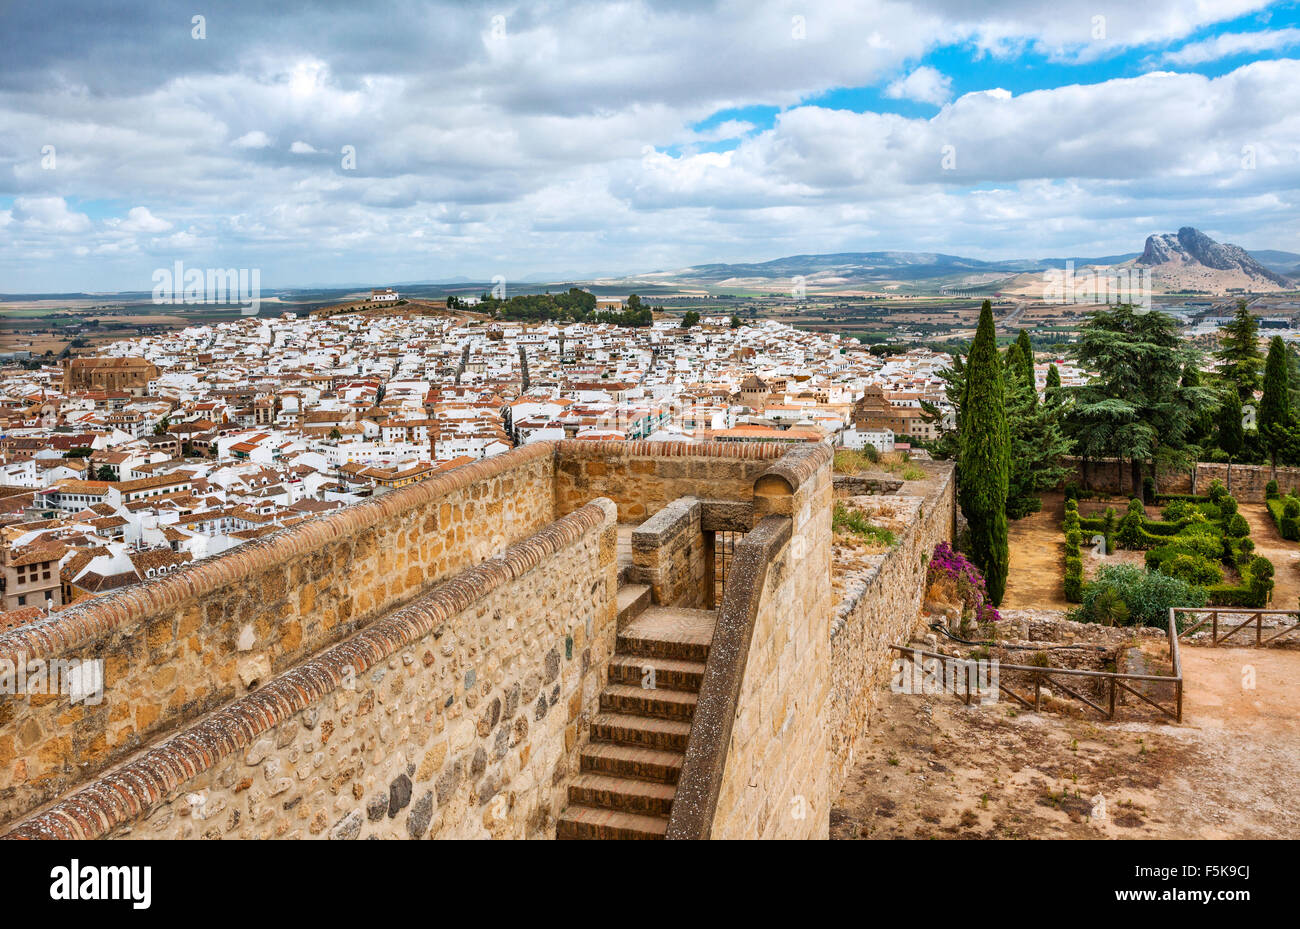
(1243, 249), (1300, 274)
(1135, 227), (1292, 290)
(607, 231), (1294, 296)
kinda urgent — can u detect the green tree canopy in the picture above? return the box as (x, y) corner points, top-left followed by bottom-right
(1216, 300), (1262, 402)
(958, 300), (1010, 605)
(1065, 305), (1214, 499)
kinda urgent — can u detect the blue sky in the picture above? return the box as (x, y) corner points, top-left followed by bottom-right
(2, 0), (1300, 292)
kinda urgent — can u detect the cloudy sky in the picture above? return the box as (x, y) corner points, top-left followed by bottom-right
(2, 0), (1299, 292)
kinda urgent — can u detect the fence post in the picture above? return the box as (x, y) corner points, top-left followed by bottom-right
(1108, 678), (1116, 720)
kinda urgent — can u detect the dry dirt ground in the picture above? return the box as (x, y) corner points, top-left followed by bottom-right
(1001, 493), (1069, 610)
(832, 644), (1300, 839)
(1239, 502), (1300, 608)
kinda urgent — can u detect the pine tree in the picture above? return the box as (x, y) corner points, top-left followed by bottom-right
(1180, 361), (1216, 449)
(1004, 350), (1071, 519)
(959, 301), (1010, 605)
(1261, 335), (1291, 468)
(1218, 389), (1244, 494)
(1045, 362), (1061, 400)
(1066, 305), (1213, 499)
(1216, 300), (1263, 402)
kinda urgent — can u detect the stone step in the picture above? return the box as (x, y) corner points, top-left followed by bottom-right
(567, 773), (677, 817)
(607, 654), (707, 692)
(600, 683), (698, 721)
(616, 583), (652, 625)
(556, 804), (667, 840)
(580, 742), (683, 785)
(590, 712), (693, 752)
(616, 606), (716, 662)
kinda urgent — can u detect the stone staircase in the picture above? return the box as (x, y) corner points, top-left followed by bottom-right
(556, 579), (716, 840)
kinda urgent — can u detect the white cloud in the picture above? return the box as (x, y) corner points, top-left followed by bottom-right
(11, 197), (92, 233)
(0, 0), (1296, 290)
(885, 66), (952, 105)
(1163, 28), (1300, 65)
(118, 206), (172, 233)
(231, 130), (273, 149)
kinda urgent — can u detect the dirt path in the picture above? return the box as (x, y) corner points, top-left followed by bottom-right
(1002, 493), (1068, 610)
(1239, 503), (1300, 608)
(831, 644), (1300, 839)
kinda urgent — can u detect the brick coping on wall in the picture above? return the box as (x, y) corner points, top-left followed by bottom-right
(830, 462), (954, 641)
(1, 498), (617, 840)
(666, 514), (793, 839)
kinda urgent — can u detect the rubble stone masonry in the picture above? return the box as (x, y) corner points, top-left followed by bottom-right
(710, 453), (834, 839)
(0, 439), (951, 839)
(0, 445), (559, 827)
(4, 500), (618, 839)
(828, 463), (955, 796)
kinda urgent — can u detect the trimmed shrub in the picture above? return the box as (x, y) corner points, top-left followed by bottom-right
(1078, 564), (1206, 628)
(1226, 513), (1250, 538)
(1207, 479), (1228, 503)
(1063, 557), (1084, 603)
(1266, 479), (1280, 498)
(1116, 498), (1146, 549)
(1218, 495), (1238, 518)
(1161, 553), (1224, 587)
(1266, 497), (1300, 540)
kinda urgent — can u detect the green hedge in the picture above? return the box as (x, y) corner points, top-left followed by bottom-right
(1266, 497), (1300, 541)
(1204, 555), (1275, 608)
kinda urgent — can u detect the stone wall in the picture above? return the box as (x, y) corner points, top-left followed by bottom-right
(1, 500), (619, 840)
(554, 440), (786, 523)
(709, 449), (834, 839)
(0, 444), (558, 830)
(631, 497), (708, 608)
(1063, 457), (1300, 503)
(1190, 463), (1300, 502)
(828, 462), (955, 796)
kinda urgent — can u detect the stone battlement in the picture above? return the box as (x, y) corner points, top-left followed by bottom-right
(0, 440), (951, 839)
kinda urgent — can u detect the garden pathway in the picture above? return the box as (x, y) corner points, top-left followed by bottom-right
(1239, 503), (1300, 609)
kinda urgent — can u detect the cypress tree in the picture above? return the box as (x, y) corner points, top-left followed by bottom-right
(1015, 329), (1035, 390)
(1261, 335), (1291, 468)
(959, 300), (1010, 605)
(1045, 362), (1061, 393)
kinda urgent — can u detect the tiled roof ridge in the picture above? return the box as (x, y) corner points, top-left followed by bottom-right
(1, 496), (616, 840)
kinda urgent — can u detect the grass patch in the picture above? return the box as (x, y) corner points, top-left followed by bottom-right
(833, 448), (879, 474)
(833, 503), (896, 547)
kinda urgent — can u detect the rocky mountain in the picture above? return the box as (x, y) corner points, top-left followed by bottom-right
(1136, 227), (1291, 289)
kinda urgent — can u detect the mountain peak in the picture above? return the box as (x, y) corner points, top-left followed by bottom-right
(1138, 227), (1290, 287)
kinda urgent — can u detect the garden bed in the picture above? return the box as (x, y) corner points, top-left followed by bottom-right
(1061, 480), (1274, 616)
